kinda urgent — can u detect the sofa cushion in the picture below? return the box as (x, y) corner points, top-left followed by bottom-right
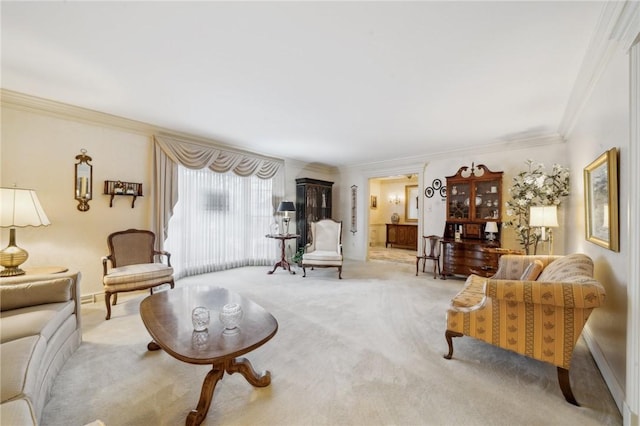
(0, 278), (72, 311)
(0, 335), (46, 402)
(0, 301), (74, 344)
(537, 253), (593, 282)
(519, 260), (544, 281)
(0, 398), (37, 425)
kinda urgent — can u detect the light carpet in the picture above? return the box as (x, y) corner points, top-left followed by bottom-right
(41, 260), (621, 426)
(368, 247), (417, 265)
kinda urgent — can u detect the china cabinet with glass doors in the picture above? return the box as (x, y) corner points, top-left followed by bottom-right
(441, 164), (505, 278)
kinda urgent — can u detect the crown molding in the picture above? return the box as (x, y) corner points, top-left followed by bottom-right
(344, 133), (564, 172)
(1, 89), (156, 135)
(1, 89), (283, 163)
(559, 1), (640, 139)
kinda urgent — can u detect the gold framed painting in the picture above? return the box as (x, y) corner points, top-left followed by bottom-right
(584, 148), (619, 251)
(405, 185), (419, 222)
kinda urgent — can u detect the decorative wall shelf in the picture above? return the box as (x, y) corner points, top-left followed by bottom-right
(104, 180), (143, 208)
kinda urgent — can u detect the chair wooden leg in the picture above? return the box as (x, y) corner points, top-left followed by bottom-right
(557, 367), (579, 406)
(112, 292), (118, 306)
(416, 258), (420, 276)
(302, 266), (307, 277)
(444, 330), (463, 359)
(105, 292), (112, 320)
(338, 266), (342, 279)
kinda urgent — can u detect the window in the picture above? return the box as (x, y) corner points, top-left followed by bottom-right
(165, 166), (277, 278)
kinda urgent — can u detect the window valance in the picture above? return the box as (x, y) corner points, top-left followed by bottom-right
(154, 134), (283, 179)
(152, 134), (284, 250)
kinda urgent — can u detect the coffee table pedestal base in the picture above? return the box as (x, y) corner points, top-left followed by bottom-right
(185, 357), (271, 426)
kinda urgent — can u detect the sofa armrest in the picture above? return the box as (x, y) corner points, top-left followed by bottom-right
(485, 277), (606, 308)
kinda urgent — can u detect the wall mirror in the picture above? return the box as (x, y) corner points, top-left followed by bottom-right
(75, 149), (93, 211)
(405, 185), (419, 222)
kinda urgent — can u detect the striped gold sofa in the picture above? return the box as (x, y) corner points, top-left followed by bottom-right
(444, 253), (606, 405)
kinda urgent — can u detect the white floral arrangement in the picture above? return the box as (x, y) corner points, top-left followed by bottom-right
(504, 160), (570, 254)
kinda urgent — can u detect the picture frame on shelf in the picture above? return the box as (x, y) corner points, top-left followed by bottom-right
(584, 148), (619, 252)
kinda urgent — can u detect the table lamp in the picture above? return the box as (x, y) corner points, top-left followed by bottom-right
(0, 187), (51, 277)
(485, 221), (499, 242)
(277, 201), (296, 235)
(529, 205), (558, 255)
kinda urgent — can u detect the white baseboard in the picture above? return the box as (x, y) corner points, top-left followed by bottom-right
(583, 326), (625, 415)
(80, 292), (104, 304)
(624, 401), (639, 426)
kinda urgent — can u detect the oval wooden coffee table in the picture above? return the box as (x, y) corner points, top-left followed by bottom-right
(140, 286), (278, 426)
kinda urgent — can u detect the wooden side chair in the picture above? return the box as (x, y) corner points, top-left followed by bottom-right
(102, 229), (174, 320)
(302, 219), (343, 279)
(416, 235), (441, 278)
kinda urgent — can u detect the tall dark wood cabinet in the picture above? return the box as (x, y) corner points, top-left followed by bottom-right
(441, 164), (504, 278)
(295, 178), (333, 249)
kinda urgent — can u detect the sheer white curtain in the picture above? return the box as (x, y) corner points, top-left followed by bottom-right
(165, 166), (278, 279)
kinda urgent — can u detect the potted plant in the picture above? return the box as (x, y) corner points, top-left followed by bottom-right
(504, 160), (570, 254)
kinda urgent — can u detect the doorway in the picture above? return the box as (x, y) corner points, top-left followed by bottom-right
(368, 174), (418, 265)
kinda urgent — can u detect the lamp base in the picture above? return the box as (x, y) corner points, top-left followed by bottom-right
(0, 265), (26, 277)
(0, 228), (28, 277)
(282, 217), (291, 235)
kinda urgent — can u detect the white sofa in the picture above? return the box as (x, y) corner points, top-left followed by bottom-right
(0, 271), (82, 424)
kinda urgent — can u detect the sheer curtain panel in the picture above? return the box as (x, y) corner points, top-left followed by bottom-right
(165, 167), (278, 279)
(153, 134), (285, 278)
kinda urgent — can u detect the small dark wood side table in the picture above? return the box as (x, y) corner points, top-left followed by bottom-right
(265, 234), (299, 275)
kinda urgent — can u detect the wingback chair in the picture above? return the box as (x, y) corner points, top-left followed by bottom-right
(302, 219), (343, 279)
(102, 229), (174, 320)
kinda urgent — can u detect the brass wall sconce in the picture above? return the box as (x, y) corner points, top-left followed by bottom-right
(74, 149), (93, 211)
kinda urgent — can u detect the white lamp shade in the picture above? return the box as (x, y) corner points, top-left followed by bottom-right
(529, 205), (558, 227)
(485, 221), (499, 233)
(0, 187), (51, 227)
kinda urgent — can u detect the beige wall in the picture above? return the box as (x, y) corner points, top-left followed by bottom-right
(1, 106), (152, 297)
(565, 44), (629, 405)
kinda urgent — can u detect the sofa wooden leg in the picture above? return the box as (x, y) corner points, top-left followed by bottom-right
(338, 266), (342, 279)
(444, 330), (463, 359)
(557, 367), (579, 406)
(105, 292), (112, 320)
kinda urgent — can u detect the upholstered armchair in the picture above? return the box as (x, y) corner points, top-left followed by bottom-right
(444, 253), (606, 405)
(302, 219), (343, 279)
(102, 229), (174, 320)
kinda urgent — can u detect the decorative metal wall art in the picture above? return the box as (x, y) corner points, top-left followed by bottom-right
(350, 185), (357, 234)
(74, 149), (92, 211)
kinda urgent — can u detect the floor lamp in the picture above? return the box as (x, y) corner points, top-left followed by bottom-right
(0, 187), (51, 276)
(529, 205), (558, 255)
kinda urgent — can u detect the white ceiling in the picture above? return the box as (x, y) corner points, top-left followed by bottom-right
(1, 1), (603, 167)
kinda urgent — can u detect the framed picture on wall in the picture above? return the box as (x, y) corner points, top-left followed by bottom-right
(370, 195), (377, 209)
(584, 148), (619, 252)
(405, 185), (419, 222)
